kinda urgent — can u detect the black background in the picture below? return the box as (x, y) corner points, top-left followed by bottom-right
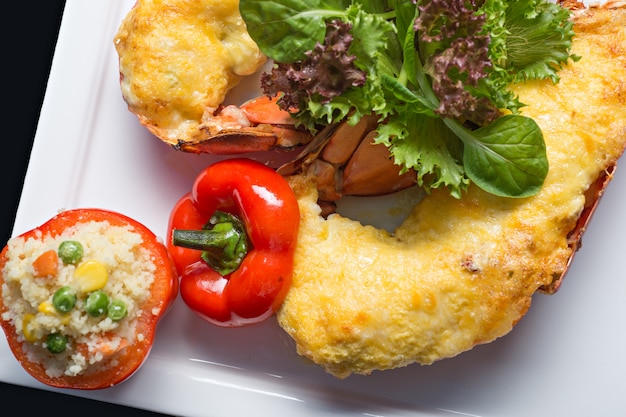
(0, 2), (169, 415)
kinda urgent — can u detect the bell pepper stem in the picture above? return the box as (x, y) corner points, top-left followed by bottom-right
(172, 211), (249, 276)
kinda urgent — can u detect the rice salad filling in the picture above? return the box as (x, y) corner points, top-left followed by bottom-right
(1, 220), (157, 378)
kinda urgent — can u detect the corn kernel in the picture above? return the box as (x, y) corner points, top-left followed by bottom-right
(38, 301), (56, 315)
(22, 313), (39, 342)
(37, 302), (71, 324)
(74, 260), (108, 292)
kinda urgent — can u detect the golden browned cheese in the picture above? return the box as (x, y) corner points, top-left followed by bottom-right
(279, 6), (626, 379)
(113, 0), (266, 145)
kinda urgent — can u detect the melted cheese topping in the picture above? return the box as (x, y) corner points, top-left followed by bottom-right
(113, 0), (266, 144)
(279, 7), (626, 379)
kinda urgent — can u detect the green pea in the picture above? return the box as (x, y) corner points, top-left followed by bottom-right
(52, 286), (76, 313)
(46, 333), (68, 354)
(84, 290), (110, 317)
(107, 299), (127, 321)
(58, 240), (84, 265)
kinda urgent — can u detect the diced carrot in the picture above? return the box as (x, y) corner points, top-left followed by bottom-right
(99, 337), (129, 356)
(76, 334), (129, 359)
(32, 250), (59, 277)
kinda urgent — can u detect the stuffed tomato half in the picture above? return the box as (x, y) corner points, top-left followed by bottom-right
(0, 208), (178, 389)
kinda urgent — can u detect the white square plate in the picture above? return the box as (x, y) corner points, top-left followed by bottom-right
(1, 1), (625, 416)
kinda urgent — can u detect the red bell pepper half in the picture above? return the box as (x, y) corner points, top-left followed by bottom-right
(167, 158), (300, 327)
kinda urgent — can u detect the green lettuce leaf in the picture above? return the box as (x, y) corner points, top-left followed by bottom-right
(239, 0), (577, 198)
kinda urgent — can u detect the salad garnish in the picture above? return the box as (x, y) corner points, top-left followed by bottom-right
(240, 0), (578, 198)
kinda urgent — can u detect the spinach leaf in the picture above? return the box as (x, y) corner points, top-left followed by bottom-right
(448, 115), (548, 197)
(240, 0), (343, 63)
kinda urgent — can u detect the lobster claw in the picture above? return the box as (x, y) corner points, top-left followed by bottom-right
(278, 115), (418, 214)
